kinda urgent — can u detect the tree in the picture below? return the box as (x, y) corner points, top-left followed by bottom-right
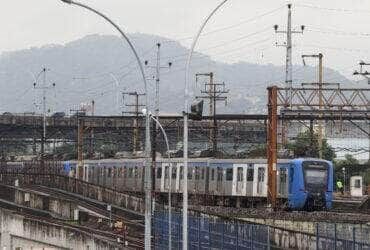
(286, 130), (336, 161)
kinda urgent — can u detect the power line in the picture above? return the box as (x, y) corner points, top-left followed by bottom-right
(296, 3), (370, 13)
(162, 5), (284, 44)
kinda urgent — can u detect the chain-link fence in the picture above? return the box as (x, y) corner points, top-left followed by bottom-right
(154, 210), (370, 250)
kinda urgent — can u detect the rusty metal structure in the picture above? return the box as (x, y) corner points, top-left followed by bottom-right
(267, 85), (370, 207)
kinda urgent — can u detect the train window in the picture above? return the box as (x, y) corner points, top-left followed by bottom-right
(211, 169), (215, 181)
(195, 167), (200, 180)
(280, 169), (287, 183)
(113, 167), (117, 177)
(226, 169), (233, 181)
(165, 166), (169, 179)
(172, 167), (177, 179)
(237, 167), (243, 182)
(108, 168), (112, 178)
(355, 179), (361, 188)
(217, 168), (223, 181)
(157, 167), (162, 179)
(188, 168), (192, 180)
(180, 166), (184, 180)
(258, 168), (265, 182)
(247, 169), (254, 181)
(124, 167), (127, 178)
(128, 168), (133, 178)
(201, 169), (205, 180)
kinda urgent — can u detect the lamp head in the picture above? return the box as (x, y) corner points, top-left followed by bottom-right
(61, 0), (73, 4)
(273, 24), (279, 31)
(353, 70), (359, 75)
(301, 25), (305, 31)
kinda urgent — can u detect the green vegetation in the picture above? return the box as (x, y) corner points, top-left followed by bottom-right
(286, 130), (336, 161)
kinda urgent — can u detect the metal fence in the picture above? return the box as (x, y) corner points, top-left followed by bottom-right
(154, 210), (370, 250)
(317, 222), (370, 250)
(153, 211), (270, 250)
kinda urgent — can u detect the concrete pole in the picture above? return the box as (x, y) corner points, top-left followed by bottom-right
(183, 1), (228, 248)
(318, 53), (323, 158)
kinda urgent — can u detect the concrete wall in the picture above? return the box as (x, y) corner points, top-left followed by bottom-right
(0, 209), (121, 250)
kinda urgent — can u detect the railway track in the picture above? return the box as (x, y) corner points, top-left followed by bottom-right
(26, 185), (145, 240)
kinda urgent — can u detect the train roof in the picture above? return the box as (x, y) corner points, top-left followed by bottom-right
(65, 158), (294, 164)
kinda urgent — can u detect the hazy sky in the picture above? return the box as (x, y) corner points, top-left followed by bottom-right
(2, 0), (370, 79)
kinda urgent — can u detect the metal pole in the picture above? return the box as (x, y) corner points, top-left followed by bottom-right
(316, 223), (319, 250)
(334, 224), (337, 250)
(58, 1), (151, 248)
(267, 86), (278, 208)
(155, 43), (161, 117)
(286, 4), (292, 101)
(109, 73), (120, 115)
(149, 115), (172, 250)
(42, 68), (47, 171)
(318, 53), (323, 158)
(183, 2), (228, 248)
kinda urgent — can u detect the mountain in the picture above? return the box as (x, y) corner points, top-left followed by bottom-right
(0, 33), (360, 115)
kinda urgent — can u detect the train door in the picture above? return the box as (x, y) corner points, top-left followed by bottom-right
(236, 166), (244, 195)
(216, 167), (223, 194)
(232, 164), (244, 196)
(175, 163), (181, 193)
(246, 164), (254, 196)
(194, 167), (199, 192)
(163, 163), (170, 192)
(257, 167), (266, 196)
(278, 168), (288, 197)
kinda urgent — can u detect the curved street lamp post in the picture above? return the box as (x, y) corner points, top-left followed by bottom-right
(183, 1), (229, 249)
(59, 1), (152, 249)
(144, 110), (172, 250)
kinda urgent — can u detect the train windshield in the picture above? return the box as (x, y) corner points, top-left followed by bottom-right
(303, 161), (329, 192)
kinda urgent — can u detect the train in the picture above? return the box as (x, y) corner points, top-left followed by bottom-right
(63, 157), (333, 210)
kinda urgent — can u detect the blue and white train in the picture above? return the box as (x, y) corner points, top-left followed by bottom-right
(63, 157), (333, 210)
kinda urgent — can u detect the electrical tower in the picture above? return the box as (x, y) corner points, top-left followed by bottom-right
(122, 92), (145, 153)
(196, 72), (229, 155)
(33, 67), (55, 170)
(274, 4), (305, 105)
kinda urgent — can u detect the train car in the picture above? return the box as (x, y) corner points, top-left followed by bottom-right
(288, 158), (333, 210)
(62, 157), (333, 210)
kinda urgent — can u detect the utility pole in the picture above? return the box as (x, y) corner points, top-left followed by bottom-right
(302, 53), (324, 158)
(274, 4), (304, 146)
(353, 60), (370, 161)
(196, 72), (228, 155)
(89, 100), (95, 158)
(353, 61), (370, 84)
(274, 4), (305, 103)
(33, 67), (55, 171)
(122, 92), (145, 153)
(145, 43), (172, 211)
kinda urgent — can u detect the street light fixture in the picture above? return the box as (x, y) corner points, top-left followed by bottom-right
(58, 1), (152, 249)
(183, 1), (229, 248)
(143, 109), (173, 250)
